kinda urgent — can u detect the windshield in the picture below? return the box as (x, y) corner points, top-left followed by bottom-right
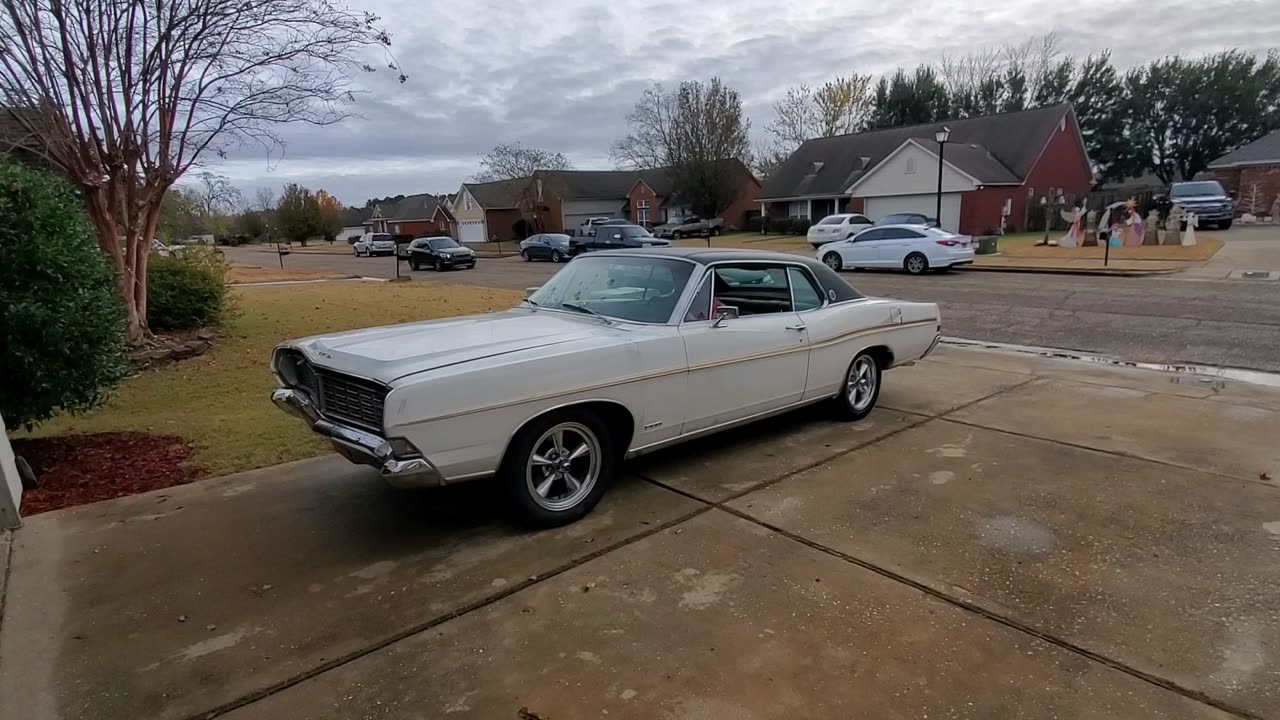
(428, 238), (459, 249)
(1171, 181), (1225, 198)
(620, 226), (652, 238)
(527, 256), (694, 324)
(818, 215), (848, 226)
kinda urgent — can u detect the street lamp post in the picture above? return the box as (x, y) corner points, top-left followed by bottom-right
(934, 126), (950, 229)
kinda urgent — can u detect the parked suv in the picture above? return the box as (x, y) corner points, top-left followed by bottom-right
(353, 232), (396, 257)
(1162, 181), (1234, 229)
(406, 236), (476, 271)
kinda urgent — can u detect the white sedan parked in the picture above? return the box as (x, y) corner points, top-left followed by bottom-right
(817, 224), (975, 275)
(806, 213), (874, 247)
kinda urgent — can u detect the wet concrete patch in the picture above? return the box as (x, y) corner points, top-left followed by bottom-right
(633, 405), (921, 502)
(224, 510), (1230, 720)
(0, 455), (700, 720)
(728, 420), (1280, 717)
(950, 378), (1280, 482)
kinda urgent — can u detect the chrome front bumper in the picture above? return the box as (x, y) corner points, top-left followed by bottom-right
(271, 388), (441, 487)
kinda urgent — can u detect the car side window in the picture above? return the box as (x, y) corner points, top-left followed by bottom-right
(788, 268), (823, 312)
(852, 215), (871, 224)
(710, 265), (792, 316)
(855, 229), (884, 242)
(901, 229), (926, 238)
(683, 274), (713, 322)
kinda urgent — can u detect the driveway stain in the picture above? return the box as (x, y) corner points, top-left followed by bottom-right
(977, 516), (1057, 554)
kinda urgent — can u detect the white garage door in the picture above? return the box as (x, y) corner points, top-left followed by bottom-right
(865, 194), (962, 233)
(458, 220), (485, 243)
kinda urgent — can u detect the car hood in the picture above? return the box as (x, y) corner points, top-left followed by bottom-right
(289, 310), (618, 384)
(439, 246), (473, 254)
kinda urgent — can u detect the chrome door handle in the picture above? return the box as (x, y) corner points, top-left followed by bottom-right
(785, 324), (807, 331)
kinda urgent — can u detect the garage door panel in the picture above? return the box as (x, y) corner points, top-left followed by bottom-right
(458, 221), (485, 243)
(865, 194), (961, 233)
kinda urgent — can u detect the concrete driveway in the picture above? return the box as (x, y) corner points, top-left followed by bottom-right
(5, 345), (1277, 720)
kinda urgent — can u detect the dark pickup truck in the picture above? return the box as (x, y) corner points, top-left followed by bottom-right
(571, 224), (672, 253)
(1157, 181), (1235, 229)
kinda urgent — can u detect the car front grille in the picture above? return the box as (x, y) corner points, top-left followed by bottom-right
(314, 368), (388, 431)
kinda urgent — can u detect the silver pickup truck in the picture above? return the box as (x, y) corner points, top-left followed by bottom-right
(653, 216), (724, 239)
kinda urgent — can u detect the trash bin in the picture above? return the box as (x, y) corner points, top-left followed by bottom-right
(975, 235), (999, 255)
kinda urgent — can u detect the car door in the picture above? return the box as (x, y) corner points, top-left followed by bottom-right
(842, 228), (888, 267)
(525, 234), (545, 259)
(878, 228), (927, 266)
(678, 263), (810, 434)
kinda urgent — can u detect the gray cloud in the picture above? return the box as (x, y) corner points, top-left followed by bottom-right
(215, 0), (1280, 205)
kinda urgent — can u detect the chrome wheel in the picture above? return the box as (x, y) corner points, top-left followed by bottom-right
(905, 253), (928, 274)
(824, 252), (842, 271)
(846, 355), (879, 412)
(552, 250), (563, 263)
(526, 422), (600, 512)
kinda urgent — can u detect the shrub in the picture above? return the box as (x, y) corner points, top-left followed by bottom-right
(0, 161), (127, 430)
(147, 248), (230, 331)
(788, 217), (813, 235)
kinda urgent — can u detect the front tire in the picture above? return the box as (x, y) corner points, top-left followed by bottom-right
(521, 250), (531, 262)
(498, 410), (615, 527)
(823, 252), (843, 271)
(709, 227), (720, 237)
(552, 249), (563, 263)
(833, 352), (881, 420)
(672, 231), (682, 240)
(434, 257), (443, 271)
(1220, 219), (1233, 230)
(904, 252), (929, 275)
(409, 258), (420, 270)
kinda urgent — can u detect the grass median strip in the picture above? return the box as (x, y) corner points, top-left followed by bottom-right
(24, 281), (525, 478)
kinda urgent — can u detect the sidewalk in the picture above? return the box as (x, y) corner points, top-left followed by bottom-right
(2, 345), (1278, 719)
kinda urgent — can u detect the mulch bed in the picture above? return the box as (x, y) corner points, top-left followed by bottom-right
(12, 432), (201, 515)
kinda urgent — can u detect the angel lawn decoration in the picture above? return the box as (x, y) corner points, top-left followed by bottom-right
(1058, 205), (1085, 247)
(1182, 212), (1198, 246)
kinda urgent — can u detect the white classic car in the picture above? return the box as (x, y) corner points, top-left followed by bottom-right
(271, 248), (941, 526)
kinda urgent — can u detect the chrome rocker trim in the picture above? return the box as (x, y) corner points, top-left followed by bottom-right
(271, 388), (441, 488)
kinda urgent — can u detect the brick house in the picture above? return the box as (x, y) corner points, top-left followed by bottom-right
(1209, 130), (1280, 217)
(450, 178), (527, 243)
(758, 103), (1093, 235)
(363, 193), (455, 238)
(524, 161), (760, 233)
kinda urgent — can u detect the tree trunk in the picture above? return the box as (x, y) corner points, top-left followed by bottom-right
(83, 191), (148, 344)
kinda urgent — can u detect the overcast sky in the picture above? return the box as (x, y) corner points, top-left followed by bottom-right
(213, 0), (1280, 207)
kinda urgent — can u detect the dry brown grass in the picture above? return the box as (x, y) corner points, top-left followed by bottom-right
(25, 282), (525, 478)
(226, 263), (352, 284)
(996, 232), (1224, 262)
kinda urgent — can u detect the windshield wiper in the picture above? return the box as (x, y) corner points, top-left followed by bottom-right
(561, 301), (614, 325)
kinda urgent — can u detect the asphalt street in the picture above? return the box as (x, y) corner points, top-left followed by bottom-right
(226, 241), (1280, 372)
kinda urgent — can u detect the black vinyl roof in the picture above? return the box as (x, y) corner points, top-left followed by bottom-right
(584, 247), (863, 301)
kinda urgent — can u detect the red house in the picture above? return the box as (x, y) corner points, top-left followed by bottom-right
(758, 103), (1093, 235)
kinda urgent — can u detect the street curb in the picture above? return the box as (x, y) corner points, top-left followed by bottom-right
(957, 264), (1184, 277)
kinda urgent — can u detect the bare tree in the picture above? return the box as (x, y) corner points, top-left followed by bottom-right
(0, 0), (398, 342)
(192, 172), (242, 218)
(764, 74), (873, 157)
(610, 84), (678, 170)
(253, 187), (277, 213)
(473, 143), (572, 181)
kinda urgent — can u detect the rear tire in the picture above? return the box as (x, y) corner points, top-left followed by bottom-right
(823, 252), (843, 271)
(672, 231), (682, 240)
(498, 409), (616, 527)
(832, 352), (881, 421)
(904, 252), (929, 275)
(709, 227), (720, 237)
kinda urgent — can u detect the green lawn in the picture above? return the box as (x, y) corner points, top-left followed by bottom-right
(24, 281), (525, 478)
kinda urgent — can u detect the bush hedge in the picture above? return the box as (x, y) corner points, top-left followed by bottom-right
(147, 248), (230, 331)
(0, 161), (127, 430)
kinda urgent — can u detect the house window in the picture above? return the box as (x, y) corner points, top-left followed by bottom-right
(464, 194), (473, 210)
(637, 199), (650, 209)
(905, 157), (917, 174)
(393, 224), (400, 233)
(638, 208), (649, 225)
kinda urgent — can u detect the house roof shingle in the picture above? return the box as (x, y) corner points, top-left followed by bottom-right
(760, 103), (1074, 200)
(386, 192), (443, 221)
(463, 178), (527, 208)
(342, 206), (370, 226)
(1209, 129), (1280, 168)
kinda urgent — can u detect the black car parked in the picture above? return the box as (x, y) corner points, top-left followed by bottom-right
(571, 224), (672, 253)
(406, 236), (477, 271)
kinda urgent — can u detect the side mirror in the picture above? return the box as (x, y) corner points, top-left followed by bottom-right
(524, 286), (540, 299)
(711, 305), (740, 327)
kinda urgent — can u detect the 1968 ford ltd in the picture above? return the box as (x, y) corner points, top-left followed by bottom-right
(271, 248), (941, 526)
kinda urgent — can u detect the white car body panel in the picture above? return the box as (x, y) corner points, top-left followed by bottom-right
(272, 249), (941, 486)
(818, 224), (975, 271)
(806, 214), (874, 246)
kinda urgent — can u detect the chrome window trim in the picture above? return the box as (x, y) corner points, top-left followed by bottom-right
(786, 266), (826, 315)
(678, 259), (830, 322)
